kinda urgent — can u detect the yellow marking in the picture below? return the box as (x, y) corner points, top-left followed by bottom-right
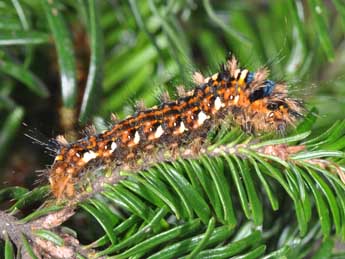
(234, 95), (239, 104)
(55, 155), (63, 161)
(238, 69), (248, 85)
(211, 73), (219, 80)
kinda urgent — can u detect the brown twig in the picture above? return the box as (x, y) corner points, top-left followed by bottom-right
(0, 209), (107, 258)
(0, 210), (31, 246)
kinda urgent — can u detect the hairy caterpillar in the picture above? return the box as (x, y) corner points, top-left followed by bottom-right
(49, 56), (304, 199)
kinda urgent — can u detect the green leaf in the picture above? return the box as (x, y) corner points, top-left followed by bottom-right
(230, 245), (266, 259)
(189, 160), (223, 220)
(103, 62), (153, 112)
(306, 167), (341, 235)
(85, 215), (139, 249)
(313, 237), (333, 259)
(0, 31), (49, 45)
(8, 186), (50, 213)
(76, 254), (87, 259)
(21, 234), (39, 259)
(0, 59), (49, 97)
(97, 207), (168, 256)
(308, 0), (335, 60)
(169, 162), (212, 224)
(113, 220), (201, 259)
(11, 0), (29, 29)
(300, 170), (331, 237)
(237, 158), (263, 225)
(4, 233), (15, 259)
(291, 150), (344, 160)
(250, 157), (279, 211)
(20, 205), (64, 223)
(104, 45), (157, 91)
(0, 107), (24, 162)
(79, 200), (117, 244)
(148, 225), (235, 259)
(201, 157), (237, 227)
(246, 151), (310, 234)
(104, 184), (154, 222)
(0, 187), (28, 203)
(302, 121), (345, 147)
(224, 155), (251, 219)
(185, 217), (215, 259)
(134, 169), (182, 218)
(41, 0), (77, 108)
(79, 0), (104, 123)
(202, 0), (250, 46)
(292, 166), (312, 224)
(33, 229), (64, 246)
(333, 0), (345, 28)
(295, 108), (318, 134)
(89, 198), (121, 227)
(261, 246), (291, 259)
(157, 163), (194, 220)
(332, 183), (345, 239)
(191, 231), (262, 259)
(250, 131), (311, 149)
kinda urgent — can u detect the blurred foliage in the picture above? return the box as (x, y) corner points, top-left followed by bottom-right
(0, 0), (345, 258)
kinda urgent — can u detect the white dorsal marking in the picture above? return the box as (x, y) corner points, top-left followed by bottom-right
(234, 69), (241, 78)
(214, 97), (223, 111)
(154, 125), (164, 138)
(133, 131), (140, 144)
(110, 142), (117, 153)
(197, 111), (210, 125)
(82, 151), (98, 163)
(179, 121), (186, 133)
(204, 76), (211, 83)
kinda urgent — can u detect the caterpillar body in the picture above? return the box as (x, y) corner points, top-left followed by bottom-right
(49, 56), (304, 199)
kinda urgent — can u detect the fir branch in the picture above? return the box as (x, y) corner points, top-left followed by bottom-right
(2, 125), (344, 257)
(24, 131), (345, 228)
(0, 210), (31, 249)
(0, 209), (106, 259)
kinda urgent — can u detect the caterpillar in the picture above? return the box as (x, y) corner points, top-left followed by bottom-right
(49, 56), (304, 200)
